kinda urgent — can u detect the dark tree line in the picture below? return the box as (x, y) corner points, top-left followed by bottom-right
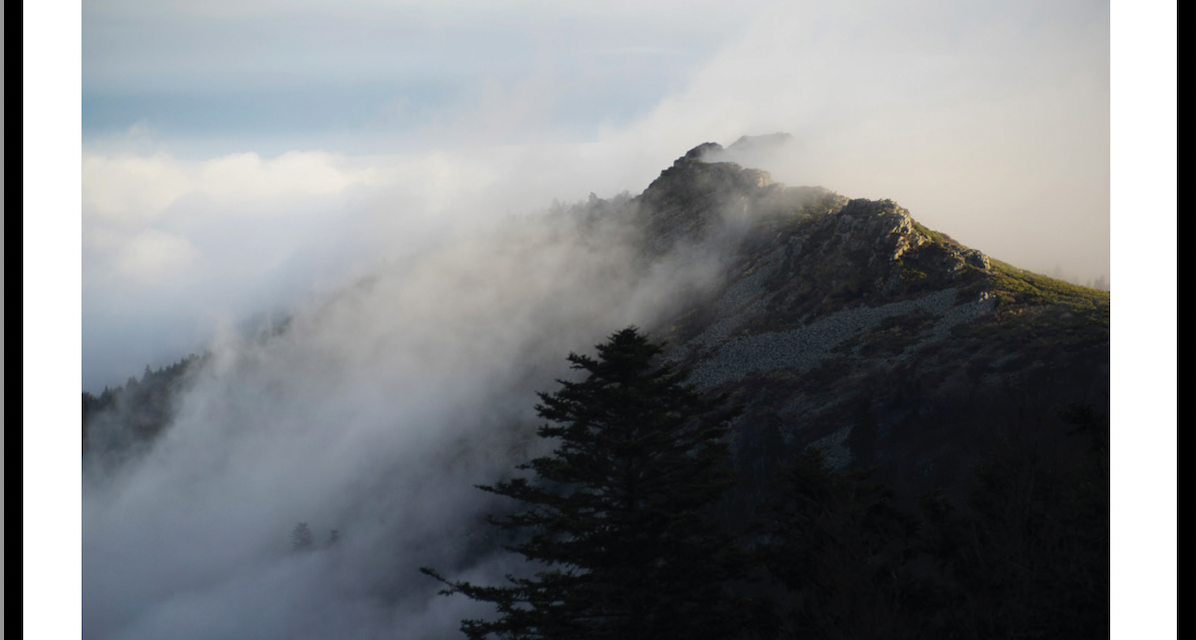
(82, 353), (206, 454)
(83, 330), (1106, 638)
(424, 328), (1109, 640)
(756, 403), (1109, 640)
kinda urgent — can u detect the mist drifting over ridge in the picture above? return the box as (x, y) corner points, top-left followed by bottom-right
(75, 1), (1117, 637)
(81, 0), (1110, 392)
(82, 132), (1118, 637)
(82, 186), (742, 639)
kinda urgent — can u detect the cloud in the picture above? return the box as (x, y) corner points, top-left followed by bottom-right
(83, 185), (729, 638)
(110, 229), (200, 282)
(597, 0), (1109, 280)
(82, 149), (375, 220)
(83, 0), (1111, 394)
(198, 151), (375, 202)
(82, 153), (194, 225)
(81, 147), (389, 388)
(75, 2), (1120, 637)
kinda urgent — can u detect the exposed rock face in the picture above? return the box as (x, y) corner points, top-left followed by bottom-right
(632, 145), (992, 317)
(633, 142), (779, 253)
(826, 199), (930, 262)
(629, 144), (1108, 513)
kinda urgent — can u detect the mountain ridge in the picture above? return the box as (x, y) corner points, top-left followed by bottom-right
(83, 138), (1109, 507)
(616, 141), (1107, 505)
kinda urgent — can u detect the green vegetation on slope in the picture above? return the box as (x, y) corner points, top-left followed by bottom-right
(989, 260), (1109, 319)
(911, 220), (959, 248)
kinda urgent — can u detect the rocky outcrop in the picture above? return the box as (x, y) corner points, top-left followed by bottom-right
(632, 145), (993, 320)
(632, 143), (1107, 509)
(633, 142), (777, 253)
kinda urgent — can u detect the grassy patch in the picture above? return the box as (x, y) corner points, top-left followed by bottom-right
(989, 260), (1109, 322)
(912, 221), (959, 247)
(949, 261), (1111, 364)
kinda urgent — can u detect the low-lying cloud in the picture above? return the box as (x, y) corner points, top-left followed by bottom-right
(81, 2), (1110, 637)
(84, 191), (730, 639)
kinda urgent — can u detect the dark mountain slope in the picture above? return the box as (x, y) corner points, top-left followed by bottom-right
(624, 142), (1108, 512)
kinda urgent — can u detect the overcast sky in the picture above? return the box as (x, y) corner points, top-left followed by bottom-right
(72, 0), (1121, 391)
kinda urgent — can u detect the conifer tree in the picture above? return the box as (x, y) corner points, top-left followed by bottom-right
(423, 327), (750, 640)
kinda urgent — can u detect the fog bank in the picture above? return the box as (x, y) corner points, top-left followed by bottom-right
(83, 194), (731, 639)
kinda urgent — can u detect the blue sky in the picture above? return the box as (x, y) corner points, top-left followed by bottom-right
(73, 0), (1115, 390)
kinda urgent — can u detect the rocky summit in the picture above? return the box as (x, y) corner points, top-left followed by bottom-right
(626, 141), (1108, 509)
